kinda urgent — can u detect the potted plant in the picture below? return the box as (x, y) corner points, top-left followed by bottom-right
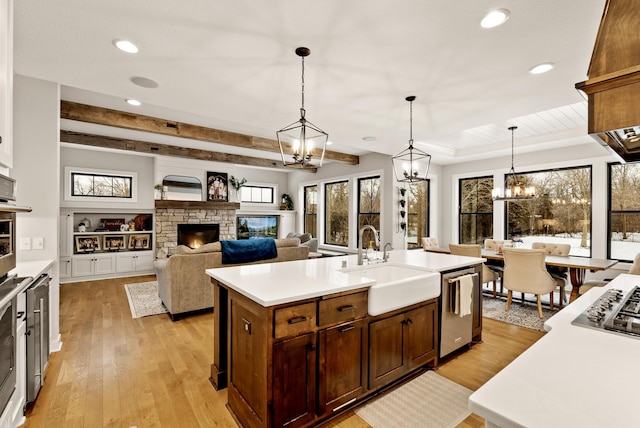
(229, 176), (247, 202)
(281, 193), (294, 210)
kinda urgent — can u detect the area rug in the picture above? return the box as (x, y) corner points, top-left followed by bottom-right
(355, 371), (472, 428)
(482, 296), (555, 332)
(124, 281), (168, 319)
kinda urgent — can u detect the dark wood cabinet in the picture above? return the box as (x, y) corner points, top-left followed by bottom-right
(318, 319), (368, 415)
(369, 301), (438, 389)
(273, 333), (317, 428)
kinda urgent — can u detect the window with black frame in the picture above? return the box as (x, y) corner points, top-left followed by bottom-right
(505, 165), (592, 257)
(358, 176), (380, 249)
(406, 180), (429, 249)
(71, 172), (132, 198)
(304, 185), (318, 237)
(459, 176), (493, 244)
(608, 162), (640, 261)
(325, 180), (349, 246)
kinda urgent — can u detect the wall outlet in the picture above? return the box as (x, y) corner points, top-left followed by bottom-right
(33, 237), (44, 250)
(19, 237), (31, 251)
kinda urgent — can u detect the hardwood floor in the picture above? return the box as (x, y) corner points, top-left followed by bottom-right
(24, 276), (544, 428)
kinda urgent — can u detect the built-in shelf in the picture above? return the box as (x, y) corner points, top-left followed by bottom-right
(155, 200), (241, 210)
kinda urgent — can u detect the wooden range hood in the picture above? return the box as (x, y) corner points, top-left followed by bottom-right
(575, 0), (640, 162)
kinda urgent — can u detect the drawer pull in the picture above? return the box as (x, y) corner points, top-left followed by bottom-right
(338, 325), (354, 333)
(338, 305), (355, 312)
(288, 316), (308, 324)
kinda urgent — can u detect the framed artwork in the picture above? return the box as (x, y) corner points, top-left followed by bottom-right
(207, 171), (228, 202)
(128, 233), (151, 250)
(104, 235), (126, 251)
(75, 235), (101, 253)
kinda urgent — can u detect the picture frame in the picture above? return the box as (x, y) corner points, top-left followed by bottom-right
(103, 235), (126, 251)
(128, 233), (151, 250)
(206, 171), (228, 202)
(75, 235), (101, 253)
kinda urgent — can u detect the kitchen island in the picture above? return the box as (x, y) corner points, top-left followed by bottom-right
(206, 250), (484, 428)
(469, 273), (640, 428)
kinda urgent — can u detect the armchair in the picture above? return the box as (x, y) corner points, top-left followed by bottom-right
(502, 248), (565, 318)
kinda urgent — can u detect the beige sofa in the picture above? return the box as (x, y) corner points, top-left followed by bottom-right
(153, 238), (309, 320)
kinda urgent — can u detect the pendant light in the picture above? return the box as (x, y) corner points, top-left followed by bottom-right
(492, 126), (536, 201)
(392, 96), (431, 183)
(277, 47), (328, 169)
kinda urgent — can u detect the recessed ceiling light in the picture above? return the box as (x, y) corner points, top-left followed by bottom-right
(528, 62), (555, 74)
(481, 9), (510, 29)
(126, 99), (142, 106)
(113, 39), (139, 54)
(362, 136), (377, 142)
(130, 76), (159, 89)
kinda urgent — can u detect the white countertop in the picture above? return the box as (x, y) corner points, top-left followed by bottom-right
(0, 259), (55, 308)
(206, 250), (484, 307)
(468, 273), (640, 428)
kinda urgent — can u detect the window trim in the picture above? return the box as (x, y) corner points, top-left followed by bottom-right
(459, 175), (493, 245)
(304, 185), (318, 237)
(607, 161), (640, 262)
(324, 179), (350, 247)
(64, 166), (138, 203)
(357, 175), (381, 248)
(240, 184), (276, 204)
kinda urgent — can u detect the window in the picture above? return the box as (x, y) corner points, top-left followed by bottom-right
(325, 181), (349, 246)
(304, 185), (318, 237)
(71, 172), (132, 198)
(459, 176), (493, 244)
(406, 181), (429, 249)
(240, 185), (275, 203)
(358, 176), (380, 248)
(608, 162), (640, 261)
(505, 165), (591, 257)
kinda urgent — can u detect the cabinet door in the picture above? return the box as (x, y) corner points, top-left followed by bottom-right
(59, 212), (73, 257)
(134, 252), (154, 271)
(368, 313), (405, 389)
(116, 253), (136, 273)
(94, 254), (115, 275)
(318, 319), (367, 415)
(0, 0), (13, 168)
(273, 332), (317, 428)
(59, 258), (71, 279)
(405, 303), (438, 370)
(71, 257), (94, 277)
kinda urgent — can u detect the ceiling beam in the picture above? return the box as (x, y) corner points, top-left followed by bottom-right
(60, 130), (317, 172)
(60, 101), (359, 165)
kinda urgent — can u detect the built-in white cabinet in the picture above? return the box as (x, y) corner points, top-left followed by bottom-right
(0, 0), (13, 168)
(58, 257), (71, 279)
(71, 253), (116, 277)
(116, 252), (154, 273)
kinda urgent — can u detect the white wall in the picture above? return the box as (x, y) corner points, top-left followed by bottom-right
(12, 74), (61, 349)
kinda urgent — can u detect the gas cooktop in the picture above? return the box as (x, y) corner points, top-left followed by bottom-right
(572, 286), (640, 339)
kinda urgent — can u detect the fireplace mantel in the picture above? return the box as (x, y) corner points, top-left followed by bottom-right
(155, 200), (241, 210)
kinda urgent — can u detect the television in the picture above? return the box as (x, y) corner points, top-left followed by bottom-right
(236, 215), (278, 240)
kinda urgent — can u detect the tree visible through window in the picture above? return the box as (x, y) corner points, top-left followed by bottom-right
(304, 185), (318, 237)
(406, 181), (429, 249)
(71, 172), (132, 198)
(358, 176), (380, 248)
(609, 162), (640, 261)
(459, 176), (493, 244)
(325, 181), (349, 246)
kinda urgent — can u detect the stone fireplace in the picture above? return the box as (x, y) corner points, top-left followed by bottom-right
(155, 200), (239, 256)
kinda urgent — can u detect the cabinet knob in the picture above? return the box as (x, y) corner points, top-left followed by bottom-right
(306, 342), (316, 351)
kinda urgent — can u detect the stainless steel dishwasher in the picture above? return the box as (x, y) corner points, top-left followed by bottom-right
(26, 273), (50, 404)
(440, 268), (478, 358)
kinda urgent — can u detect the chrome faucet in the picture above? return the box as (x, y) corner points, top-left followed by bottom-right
(358, 225), (380, 265)
(383, 243), (393, 262)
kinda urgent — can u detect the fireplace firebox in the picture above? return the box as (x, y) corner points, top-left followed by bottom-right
(177, 224), (220, 249)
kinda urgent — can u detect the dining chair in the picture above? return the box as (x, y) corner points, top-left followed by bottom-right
(422, 237), (440, 251)
(449, 244), (498, 297)
(578, 252), (640, 295)
(531, 242), (570, 305)
(502, 248), (565, 318)
(482, 239), (511, 297)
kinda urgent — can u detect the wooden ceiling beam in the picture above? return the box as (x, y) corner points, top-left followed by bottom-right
(60, 101), (359, 165)
(60, 130), (317, 172)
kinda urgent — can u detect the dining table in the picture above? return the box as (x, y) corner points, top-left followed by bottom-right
(480, 248), (618, 302)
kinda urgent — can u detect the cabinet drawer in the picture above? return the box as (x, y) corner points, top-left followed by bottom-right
(318, 292), (367, 327)
(274, 302), (316, 339)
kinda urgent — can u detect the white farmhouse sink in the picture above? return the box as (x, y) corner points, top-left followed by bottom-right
(338, 263), (441, 316)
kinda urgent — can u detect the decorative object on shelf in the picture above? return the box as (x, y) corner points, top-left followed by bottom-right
(280, 193), (294, 210)
(400, 210), (406, 218)
(133, 214), (152, 231)
(154, 183), (163, 200)
(229, 175), (247, 202)
(120, 223), (129, 232)
(102, 218), (126, 231)
(104, 235), (126, 251)
(128, 220), (136, 231)
(400, 222), (407, 230)
(78, 222), (86, 233)
(207, 171), (229, 202)
(392, 96), (431, 183)
(128, 234), (151, 250)
(492, 126), (536, 201)
(399, 199), (406, 208)
(276, 47), (328, 169)
(75, 235), (100, 253)
(400, 187), (407, 196)
(80, 217), (92, 229)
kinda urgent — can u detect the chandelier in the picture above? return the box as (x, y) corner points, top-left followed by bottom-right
(492, 126), (536, 201)
(277, 47), (328, 169)
(392, 96), (431, 183)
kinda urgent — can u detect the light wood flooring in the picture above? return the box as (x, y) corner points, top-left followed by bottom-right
(23, 276), (544, 428)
